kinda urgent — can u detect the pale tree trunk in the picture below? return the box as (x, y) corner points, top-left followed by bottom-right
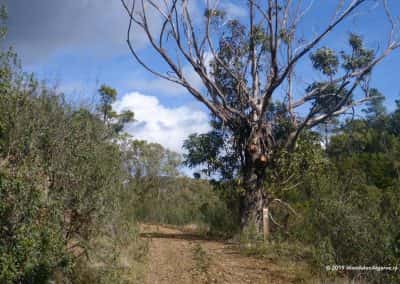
(263, 207), (270, 240)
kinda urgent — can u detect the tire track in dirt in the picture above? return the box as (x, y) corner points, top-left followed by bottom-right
(140, 224), (296, 284)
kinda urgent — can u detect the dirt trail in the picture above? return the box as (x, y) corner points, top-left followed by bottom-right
(140, 224), (298, 284)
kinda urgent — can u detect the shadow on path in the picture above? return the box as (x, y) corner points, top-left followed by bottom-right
(140, 231), (213, 241)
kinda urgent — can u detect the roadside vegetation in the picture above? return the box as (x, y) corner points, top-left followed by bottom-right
(0, 13), (147, 282)
(1, 2), (400, 283)
(184, 97), (400, 283)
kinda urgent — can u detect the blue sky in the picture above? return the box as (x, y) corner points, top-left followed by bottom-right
(3, 0), (400, 154)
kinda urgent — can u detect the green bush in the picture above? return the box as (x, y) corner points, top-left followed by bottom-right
(132, 176), (239, 236)
(0, 174), (70, 283)
(0, 45), (144, 282)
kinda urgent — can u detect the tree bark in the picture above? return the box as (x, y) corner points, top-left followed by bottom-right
(240, 161), (268, 234)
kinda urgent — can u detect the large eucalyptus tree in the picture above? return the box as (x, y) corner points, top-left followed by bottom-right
(121, 0), (399, 231)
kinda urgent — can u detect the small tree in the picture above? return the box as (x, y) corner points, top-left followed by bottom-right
(98, 84), (118, 123)
(97, 84), (134, 134)
(121, 0), (399, 232)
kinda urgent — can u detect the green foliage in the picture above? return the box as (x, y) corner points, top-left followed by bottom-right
(342, 33), (374, 72)
(300, 173), (400, 282)
(127, 139), (181, 179)
(328, 119), (399, 188)
(127, 139), (236, 235)
(388, 99), (400, 136)
(306, 82), (349, 114)
(200, 93), (397, 282)
(0, 44), (144, 282)
(310, 47), (339, 76)
(70, 183), (148, 284)
(98, 84), (117, 121)
(0, 174), (70, 283)
(307, 33), (376, 116)
(183, 132), (224, 176)
(264, 109), (400, 282)
(97, 84), (134, 134)
(132, 176), (238, 236)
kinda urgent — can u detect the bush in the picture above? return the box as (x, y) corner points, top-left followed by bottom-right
(0, 46), (145, 282)
(0, 174), (70, 283)
(290, 163), (400, 282)
(132, 177), (239, 236)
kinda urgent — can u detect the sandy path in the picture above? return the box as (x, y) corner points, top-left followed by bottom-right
(140, 224), (296, 284)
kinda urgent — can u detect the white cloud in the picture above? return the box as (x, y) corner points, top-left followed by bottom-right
(113, 92), (211, 153)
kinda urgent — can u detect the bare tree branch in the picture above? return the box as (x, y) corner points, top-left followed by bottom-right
(121, 0), (399, 159)
(261, 0), (368, 116)
(270, 198), (299, 217)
